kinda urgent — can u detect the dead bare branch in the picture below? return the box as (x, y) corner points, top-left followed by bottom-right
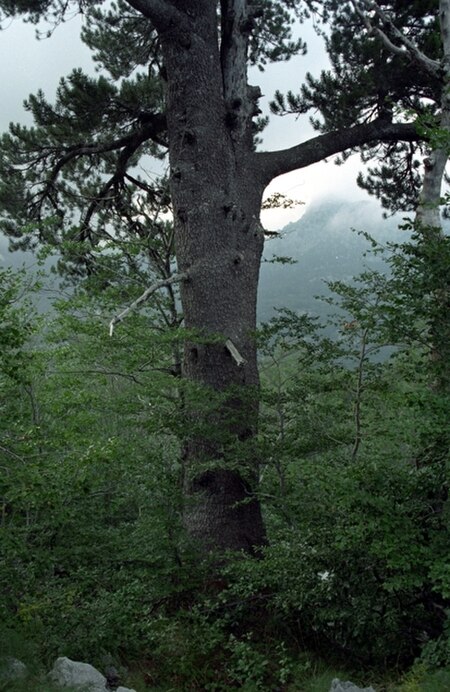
(109, 271), (188, 335)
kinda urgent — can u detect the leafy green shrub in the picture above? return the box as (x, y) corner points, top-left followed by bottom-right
(253, 228), (450, 668)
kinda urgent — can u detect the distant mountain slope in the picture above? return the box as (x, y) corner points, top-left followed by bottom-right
(2, 198), (409, 322)
(258, 198), (407, 323)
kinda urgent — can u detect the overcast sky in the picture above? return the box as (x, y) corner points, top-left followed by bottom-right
(0, 9), (372, 233)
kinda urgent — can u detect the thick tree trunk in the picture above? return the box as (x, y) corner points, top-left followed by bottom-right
(159, 3), (267, 552)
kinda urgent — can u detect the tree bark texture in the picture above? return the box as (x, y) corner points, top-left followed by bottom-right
(158, 1), (267, 552)
(417, 0), (450, 229)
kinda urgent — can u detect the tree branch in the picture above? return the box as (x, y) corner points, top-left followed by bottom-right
(48, 368), (146, 384)
(32, 114), (166, 220)
(125, 0), (187, 30)
(351, 0), (440, 77)
(79, 121), (165, 234)
(109, 271), (188, 335)
(0, 443), (26, 465)
(256, 118), (421, 185)
(30, 114), (166, 228)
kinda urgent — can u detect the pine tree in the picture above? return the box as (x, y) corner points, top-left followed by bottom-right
(0, 0), (426, 553)
(273, 0), (440, 212)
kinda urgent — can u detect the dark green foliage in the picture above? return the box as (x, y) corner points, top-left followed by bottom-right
(254, 227), (450, 668)
(1, 221), (449, 687)
(82, 1), (159, 79)
(272, 0), (440, 212)
(0, 0), (448, 687)
(0, 0), (169, 285)
(246, 0), (309, 68)
(0, 1), (97, 42)
(0, 268), (37, 381)
(0, 65), (165, 267)
(0, 276), (185, 663)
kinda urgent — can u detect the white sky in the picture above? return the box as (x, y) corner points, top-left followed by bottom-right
(0, 9), (372, 233)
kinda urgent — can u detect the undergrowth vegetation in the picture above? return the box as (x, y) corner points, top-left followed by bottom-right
(0, 230), (449, 690)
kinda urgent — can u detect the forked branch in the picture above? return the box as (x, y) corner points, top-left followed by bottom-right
(109, 271), (188, 335)
(125, 0), (188, 31)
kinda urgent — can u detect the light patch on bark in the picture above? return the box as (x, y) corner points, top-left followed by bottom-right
(225, 339), (246, 366)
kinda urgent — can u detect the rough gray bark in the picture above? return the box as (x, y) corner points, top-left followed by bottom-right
(416, 0), (450, 230)
(156, 1), (267, 550)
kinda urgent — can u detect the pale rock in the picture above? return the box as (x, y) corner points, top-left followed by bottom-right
(49, 657), (136, 691)
(49, 657), (106, 690)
